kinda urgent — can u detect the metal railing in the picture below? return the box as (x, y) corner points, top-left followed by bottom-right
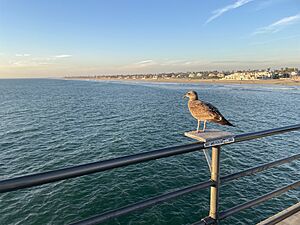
(1, 124), (300, 225)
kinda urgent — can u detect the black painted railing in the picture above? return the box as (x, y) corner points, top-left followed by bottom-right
(1, 124), (300, 225)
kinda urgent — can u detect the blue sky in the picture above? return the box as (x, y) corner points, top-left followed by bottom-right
(0, 0), (299, 77)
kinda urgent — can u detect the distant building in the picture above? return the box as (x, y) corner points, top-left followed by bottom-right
(223, 72), (253, 80)
(188, 73), (195, 78)
(254, 71), (272, 79)
(216, 73), (225, 78)
(291, 71), (297, 76)
(223, 71), (272, 80)
(98, 67), (299, 81)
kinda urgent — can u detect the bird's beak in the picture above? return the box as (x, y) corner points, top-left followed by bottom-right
(183, 94), (187, 99)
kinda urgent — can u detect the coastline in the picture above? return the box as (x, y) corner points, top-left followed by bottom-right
(65, 77), (300, 86)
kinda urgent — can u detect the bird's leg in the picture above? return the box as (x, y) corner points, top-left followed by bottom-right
(197, 120), (201, 132)
(202, 121), (207, 132)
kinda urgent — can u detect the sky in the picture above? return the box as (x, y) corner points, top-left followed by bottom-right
(0, 0), (300, 78)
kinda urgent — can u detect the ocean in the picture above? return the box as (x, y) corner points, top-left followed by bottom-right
(0, 79), (299, 225)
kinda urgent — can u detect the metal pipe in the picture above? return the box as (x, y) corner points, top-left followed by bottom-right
(209, 146), (221, 222)
(219, 180), (300, 220)
(0, 142), (205, 193)
(69, 154), (300, 225)
(220, 153), (300, 183)
(192, 181), (300, 225)
(70, 180), (213, 225)
(234, 123), (300, 144)
(0, 124), (300, 193)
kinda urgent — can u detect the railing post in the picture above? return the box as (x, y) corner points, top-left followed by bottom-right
(209, 146), (221, 223)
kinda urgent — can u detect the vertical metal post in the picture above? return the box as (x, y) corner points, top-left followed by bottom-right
(209, 146), (221, 223)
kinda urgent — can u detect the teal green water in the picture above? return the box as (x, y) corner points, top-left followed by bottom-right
(0, 79), (299, 225)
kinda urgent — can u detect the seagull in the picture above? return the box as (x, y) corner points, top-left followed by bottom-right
(183, 90), (234, 132)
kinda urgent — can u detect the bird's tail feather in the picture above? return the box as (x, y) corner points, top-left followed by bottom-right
(218, 118), (234, 126)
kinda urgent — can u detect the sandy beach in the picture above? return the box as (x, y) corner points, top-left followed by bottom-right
(67, 77), (300, 86)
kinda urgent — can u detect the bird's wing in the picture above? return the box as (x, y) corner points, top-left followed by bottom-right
(202, 101), (224, 121)
(189, 100), (220, 120)
(204, 102), (234, 125)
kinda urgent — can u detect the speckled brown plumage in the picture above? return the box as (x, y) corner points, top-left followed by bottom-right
(184, 90), (233, 132)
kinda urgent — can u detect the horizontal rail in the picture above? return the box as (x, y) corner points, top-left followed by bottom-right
(69, 153), (300, 225)
(70, 181), (213, 225)
(0, 142), (205, 193)
(192, 180), (300, 225)
(219, 180), (300, 220)
(233, 123), (300, 144)
(220, 153), (300, 183)
(0, 123), (300, 193)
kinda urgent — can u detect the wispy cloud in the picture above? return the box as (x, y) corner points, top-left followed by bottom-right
(122, 58), (211, 72)
(6, 54), (72, 68)
(55, 54), (72, 58)
(253, 13), (300, 35)
(135, 59), (155, 65)
(15, 53), (31, 57)
(133, 59), (196, 67)
(205, 0), (254, 24)
(8, 60), (53, 67)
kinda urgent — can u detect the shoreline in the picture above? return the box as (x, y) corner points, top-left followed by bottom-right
(65, 77), (300, 86)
